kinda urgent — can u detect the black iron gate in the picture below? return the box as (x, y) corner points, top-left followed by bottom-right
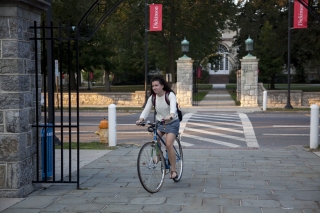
(192, 67), (199, 106)
(31, 21), (81, 187)
(30, 0), (125, 189)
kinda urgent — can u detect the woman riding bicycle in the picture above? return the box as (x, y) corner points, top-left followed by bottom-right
(136, 76), (180, 179)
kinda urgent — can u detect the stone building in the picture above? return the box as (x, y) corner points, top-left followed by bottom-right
(207, 29), (239, 84)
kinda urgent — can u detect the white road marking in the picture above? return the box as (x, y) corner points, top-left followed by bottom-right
(192, 114), (240, 121)
(55, 123), (137, 126)
(181, 133), (240, 148)
(263, 134), (309, 136)
(179, 113), (193, 134)
(272, 125), (309, 128)
(190, 117), (240, 123)
(189, 118), (242, 127)
(238, 113), (259, 147)
(193, 113), (240, 118)
(55, 131), (149, 134)
(187, 118), (243, 127)
(179, 141), (194, 147)
(187, 122), (243, 134)
(183, 127), (246, 142)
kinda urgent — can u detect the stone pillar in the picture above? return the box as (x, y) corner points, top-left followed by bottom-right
(236, 70), (241, 102)
(0, 0), (49, 198)
(239, 55), (259, 107)
(176, 56), (194, 107)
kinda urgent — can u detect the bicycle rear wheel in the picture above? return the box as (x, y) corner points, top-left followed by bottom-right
(172, 137), (183, 182)
(137, 142), (165, 193)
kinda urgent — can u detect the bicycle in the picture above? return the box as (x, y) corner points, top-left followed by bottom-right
(136, 120), (183, 193)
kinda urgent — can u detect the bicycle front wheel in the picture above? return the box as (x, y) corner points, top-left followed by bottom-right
(172, 137), (183, 182)
(137, 142), (165, 193)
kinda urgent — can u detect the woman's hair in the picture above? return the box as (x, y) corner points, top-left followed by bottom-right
(150, 76), (174, 95)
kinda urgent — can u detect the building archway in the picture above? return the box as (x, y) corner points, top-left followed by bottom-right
(207, 44), (238, 83)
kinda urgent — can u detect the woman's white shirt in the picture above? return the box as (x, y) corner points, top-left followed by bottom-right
(140, 92), (178, 121)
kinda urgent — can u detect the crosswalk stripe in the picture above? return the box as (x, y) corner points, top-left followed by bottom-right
(191, 117), (241, 123)
(184, 127), (246, 142)
(238, 113), (259, 147)
(187, 122), (243, 134)
(193, 113), (240, 118)
(181, 133), (240, 148)
(179, 141), (194, 147)
(187, 118), (243, 127)
(193, 114), (241, 120)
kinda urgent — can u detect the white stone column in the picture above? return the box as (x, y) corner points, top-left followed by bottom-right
(176, 56), (194, 107)
(240, 55), (259, 107)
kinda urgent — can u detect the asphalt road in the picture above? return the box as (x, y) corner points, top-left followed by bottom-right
(49, 111), (313, 149)
(247, 111), (311, 149)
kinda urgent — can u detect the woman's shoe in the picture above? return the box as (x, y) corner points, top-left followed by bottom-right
(170, 171), (178, 179)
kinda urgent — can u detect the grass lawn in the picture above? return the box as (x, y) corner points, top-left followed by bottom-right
(55, 142), (117, 150)
(226, 84), (240, 106)
(194, 91), (208, 102)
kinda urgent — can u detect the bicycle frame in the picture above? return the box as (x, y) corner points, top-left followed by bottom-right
(152, 122), (181, 169)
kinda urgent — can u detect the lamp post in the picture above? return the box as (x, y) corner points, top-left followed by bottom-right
(181, 36), (189, 57)
(285, 0), (293, 109)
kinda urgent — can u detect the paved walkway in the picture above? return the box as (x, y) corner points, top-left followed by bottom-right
(1, 85), (320, 213)
(1, 147), (320, 213)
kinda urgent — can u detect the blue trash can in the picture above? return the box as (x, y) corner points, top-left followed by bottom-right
(41, 124), (53, 179)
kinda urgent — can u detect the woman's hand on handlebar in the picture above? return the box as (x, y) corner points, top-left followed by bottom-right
(136, 118), (144, 126)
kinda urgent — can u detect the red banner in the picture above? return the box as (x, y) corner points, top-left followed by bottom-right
(293, 0), (308, 29)
(196, 67), (202, 78)
(149, 4), (162, 31)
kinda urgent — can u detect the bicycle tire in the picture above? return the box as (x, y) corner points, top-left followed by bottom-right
(137, 142), (165, 193)
(172, 137), (183, 182)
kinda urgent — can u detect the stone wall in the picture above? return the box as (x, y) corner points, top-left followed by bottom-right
(47, 91), (146, 107)
(0, 0), (48, 198)
(258, 83), (320, 107)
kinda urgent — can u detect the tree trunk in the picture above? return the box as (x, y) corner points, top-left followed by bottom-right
(69, 70), (76, 91)
(104, 70), (111, 92)
(270, 76), (275, 90)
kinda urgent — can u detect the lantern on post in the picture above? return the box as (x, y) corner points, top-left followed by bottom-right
(245, 36), (254, 56)
(181, 36), (189, 57)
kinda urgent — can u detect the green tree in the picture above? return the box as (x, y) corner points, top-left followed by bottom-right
(105, 0), (236, 83)
(80, 25), (115, 91)
(51, 0), (95, 90)
(235, 0), (320, 85)
(256, 21), (284, 89)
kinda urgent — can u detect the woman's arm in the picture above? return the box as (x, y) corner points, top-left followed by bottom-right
(168, 92), (177, 117)
(139, 96), (153, 121)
